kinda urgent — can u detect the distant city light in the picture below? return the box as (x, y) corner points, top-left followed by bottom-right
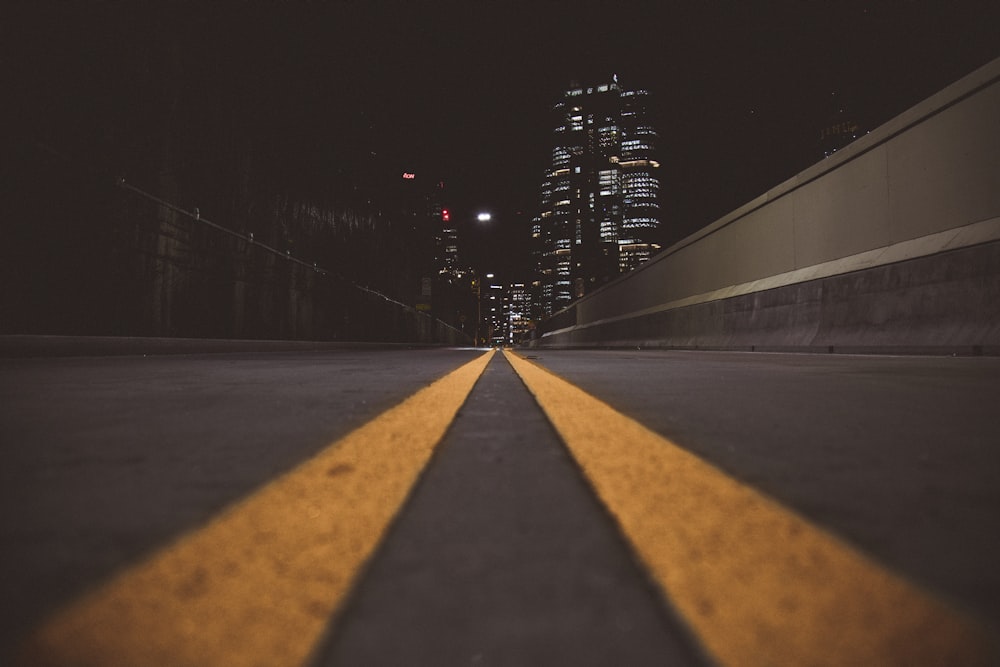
(442, 209), (450, 222)
(402, 172), (416, 179)
(486, 273), (495, 278)
(477, 212), (491, 222)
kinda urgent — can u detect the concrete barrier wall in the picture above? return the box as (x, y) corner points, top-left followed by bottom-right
(537, 57), (1000, 354)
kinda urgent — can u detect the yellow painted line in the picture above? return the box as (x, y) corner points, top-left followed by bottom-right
(19, 349), (494, 667)
(503, 350), (995, 667)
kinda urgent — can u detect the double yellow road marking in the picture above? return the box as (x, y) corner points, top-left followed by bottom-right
(20, 348), (995, 666)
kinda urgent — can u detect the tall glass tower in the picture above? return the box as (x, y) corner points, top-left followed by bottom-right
(532, 77), (661, 317)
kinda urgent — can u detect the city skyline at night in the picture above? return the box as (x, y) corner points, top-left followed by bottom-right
(4, 2), (1000, 340)
(2, 6), (999, 662)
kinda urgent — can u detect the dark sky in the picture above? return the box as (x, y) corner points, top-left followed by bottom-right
(370, 1), (999, 265)
(7, 1), (1000, 279)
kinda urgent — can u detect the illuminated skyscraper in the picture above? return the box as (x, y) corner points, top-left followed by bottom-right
(533, 77), (661, 317)
(504, 282), (532, 345)
(483, 275), (505, 346)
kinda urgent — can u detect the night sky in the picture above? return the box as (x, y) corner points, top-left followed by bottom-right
(7, 1), (1000, 280)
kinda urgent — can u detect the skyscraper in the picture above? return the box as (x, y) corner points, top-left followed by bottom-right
(504, 281), (533, 345)
(533, 77), (661, 317)
(434, 204), (459, 275)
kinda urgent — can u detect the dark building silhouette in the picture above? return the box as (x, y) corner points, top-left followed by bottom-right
(820, 91), (863, 158)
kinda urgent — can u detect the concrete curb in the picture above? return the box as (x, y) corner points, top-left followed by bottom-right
(0, 335), (445, 359)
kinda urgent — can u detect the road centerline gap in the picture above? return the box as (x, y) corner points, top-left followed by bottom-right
(313, 350), (702, 666)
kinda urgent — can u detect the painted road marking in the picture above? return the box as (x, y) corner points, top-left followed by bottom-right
(19, 349), (494, 667)
(503, 350), (995, 666)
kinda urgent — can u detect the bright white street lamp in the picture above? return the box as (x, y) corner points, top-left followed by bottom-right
(477, 212), (492, 222)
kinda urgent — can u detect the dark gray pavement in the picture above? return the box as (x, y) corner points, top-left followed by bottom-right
(0, 347), (482, 663)
(525, 349), (1000, 638)
(2, 345), (999, 664)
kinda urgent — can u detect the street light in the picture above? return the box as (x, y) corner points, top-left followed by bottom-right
(477, 212), (492, 222)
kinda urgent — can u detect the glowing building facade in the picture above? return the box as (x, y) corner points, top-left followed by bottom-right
(504, 282), (532, 345)
(533, 77), (661, 317)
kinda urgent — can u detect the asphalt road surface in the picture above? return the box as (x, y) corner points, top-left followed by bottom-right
(1, 345), (998, 665)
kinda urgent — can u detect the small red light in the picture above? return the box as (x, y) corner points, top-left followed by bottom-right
(442, 209), (450, 222)
(402, 172), (416, 180)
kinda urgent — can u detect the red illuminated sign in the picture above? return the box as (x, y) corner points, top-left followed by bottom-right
(402, 172), (416, 179)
